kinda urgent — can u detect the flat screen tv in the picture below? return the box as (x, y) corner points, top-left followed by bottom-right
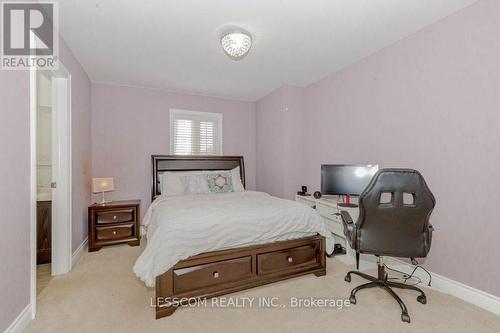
(321, 164), (379, 196)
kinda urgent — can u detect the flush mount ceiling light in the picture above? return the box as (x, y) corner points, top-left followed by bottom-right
(220, 30), (252, 60)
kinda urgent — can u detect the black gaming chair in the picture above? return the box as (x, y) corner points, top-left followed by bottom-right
(340, 169), (435, 323)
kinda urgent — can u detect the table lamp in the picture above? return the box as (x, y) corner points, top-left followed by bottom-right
(92, 177), (114, 204)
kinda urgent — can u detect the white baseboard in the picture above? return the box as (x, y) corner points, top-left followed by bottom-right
(72, 237), (88, 268)
(4, 304), (32, 333)
(4, 239), (88, 333)
(358, 257), (500, 316)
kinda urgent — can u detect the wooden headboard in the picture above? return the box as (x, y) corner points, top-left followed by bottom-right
(151, 155), (245, 200)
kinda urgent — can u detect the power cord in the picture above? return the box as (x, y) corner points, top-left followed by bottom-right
(385, 265), (422, 286)
(387, 275), (421, 286)
(384, 264), (432, 287)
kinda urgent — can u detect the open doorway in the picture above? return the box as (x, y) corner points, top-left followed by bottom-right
(35, 70), (53, 294)
(30, 62), (72, 315)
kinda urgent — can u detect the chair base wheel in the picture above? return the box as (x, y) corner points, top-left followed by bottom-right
(345, 263), (426, 323)
(417, 295), (427, 304)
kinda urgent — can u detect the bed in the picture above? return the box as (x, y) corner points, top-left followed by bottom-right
(134, 155), (333, 318)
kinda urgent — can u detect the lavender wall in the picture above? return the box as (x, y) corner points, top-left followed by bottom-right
(59, 41), (92, 253)
(91, 83), (256, 213)
(0, 37), (90, 330)
(0, 70), (31, 332)
(282, 86), (306, 199)
(300, 0), (500, 296)
(256, 85), (305, 199)
(256, 88), (285, 197)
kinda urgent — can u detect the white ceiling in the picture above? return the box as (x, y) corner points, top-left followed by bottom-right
(57, 0), (477, 101)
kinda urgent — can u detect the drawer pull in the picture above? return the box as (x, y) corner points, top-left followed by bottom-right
(213, 271), (219, 278)
(112, 231), (117, 235)
(287, 256), (293, 263)
(113, 215), (117, 219)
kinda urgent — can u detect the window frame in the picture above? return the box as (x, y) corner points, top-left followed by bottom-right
(169, 108), (223, 156)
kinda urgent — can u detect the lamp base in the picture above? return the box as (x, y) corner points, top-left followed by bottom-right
(95, 192), (113, 205)
(95, 200), (113, 206)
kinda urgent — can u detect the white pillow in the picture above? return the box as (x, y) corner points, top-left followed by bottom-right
(181, 174), (209, 194)
(159, 171), (204, 196)
(159, 167), (245, 196)
(230, 166), (245, 192)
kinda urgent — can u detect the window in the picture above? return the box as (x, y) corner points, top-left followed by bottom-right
(170, 109), (223, 155)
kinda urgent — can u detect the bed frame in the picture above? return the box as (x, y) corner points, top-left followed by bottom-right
(151, 155), (327, 318)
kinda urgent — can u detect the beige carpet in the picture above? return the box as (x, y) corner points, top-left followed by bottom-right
(26, 243), (500, 333)
(36, 263), (52, 295)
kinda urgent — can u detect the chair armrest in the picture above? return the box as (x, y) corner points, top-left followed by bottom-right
(340, 211), (354, 224)
(427, 224), (434, 250)
(340, 210), (357, 250)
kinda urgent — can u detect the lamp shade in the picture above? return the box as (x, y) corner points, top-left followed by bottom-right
(92, 177), (114, 193)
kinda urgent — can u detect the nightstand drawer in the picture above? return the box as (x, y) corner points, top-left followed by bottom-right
(96, 224), (134, 241)
(96, 209), (134, 224)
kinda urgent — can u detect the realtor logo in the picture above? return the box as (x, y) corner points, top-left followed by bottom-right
(1, 1), (58, 69)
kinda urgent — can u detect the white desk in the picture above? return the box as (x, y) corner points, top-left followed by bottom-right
(295, 195), (360, 265)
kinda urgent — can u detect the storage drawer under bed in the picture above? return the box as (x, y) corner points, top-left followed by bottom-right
(173, 256), (253, 294)
(155, 235), (326, 319)
(257, 241), (321, 275)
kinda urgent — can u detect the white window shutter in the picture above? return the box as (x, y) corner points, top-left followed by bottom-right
(170, 109), (223, 155)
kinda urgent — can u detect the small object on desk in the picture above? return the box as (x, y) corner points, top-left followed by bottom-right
(338, 194), (359, 207)
(313, 191), (322, 199)
(298, 185), (310, 196)
(337, 194), (358, 208)
(88, 200), (141, 252)
(338, 202), (359, 208)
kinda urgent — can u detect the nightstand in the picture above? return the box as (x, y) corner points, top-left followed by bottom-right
(88, 200), (141, 252)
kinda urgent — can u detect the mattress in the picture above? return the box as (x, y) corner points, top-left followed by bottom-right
(133, 191), (334, 286)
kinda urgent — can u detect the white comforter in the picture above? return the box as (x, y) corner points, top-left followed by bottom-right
(133, 191), (334, 287)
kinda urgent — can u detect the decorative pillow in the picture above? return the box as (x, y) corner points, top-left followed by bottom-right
(207, 172), (234, 193)
(204, 167), (244, 192)
(181, 174), (209, 194)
